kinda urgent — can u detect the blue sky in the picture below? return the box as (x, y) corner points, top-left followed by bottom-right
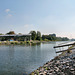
(0, 0), (75, 38)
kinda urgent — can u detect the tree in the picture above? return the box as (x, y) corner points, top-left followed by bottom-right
(42, 34), (57, 41)
(49, 34), (56, 37)
(18, 33), (22, 35)
(61, 37), (69, 41)
(6, 31), (15, 35)
(36, 31), (41, 41)
(29, 31), (37, 40)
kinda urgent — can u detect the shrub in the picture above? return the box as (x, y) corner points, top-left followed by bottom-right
(26, 41), (30, 44)
(20, 41), (24, 44)
(10, 42), (15, 44)
(44, 39), (49, 41)
(15, 41), (19, 45)
(0, 42), (1, 44)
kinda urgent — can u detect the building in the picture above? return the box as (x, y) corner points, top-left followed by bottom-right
(0, 34), (31, 41)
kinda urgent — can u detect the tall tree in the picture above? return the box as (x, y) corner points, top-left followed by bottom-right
(30, 31), (37, 40)
(36, 31), (41, 40)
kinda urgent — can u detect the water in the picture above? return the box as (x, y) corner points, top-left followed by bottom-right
(0, 41), (73, 75)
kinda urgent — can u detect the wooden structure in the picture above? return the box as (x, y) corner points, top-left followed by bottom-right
(54, 43), (75, 53)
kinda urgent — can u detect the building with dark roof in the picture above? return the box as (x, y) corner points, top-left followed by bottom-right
(0, 34), (31, 41)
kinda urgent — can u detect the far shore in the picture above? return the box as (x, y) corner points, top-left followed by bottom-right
(0, 40), (72, 45)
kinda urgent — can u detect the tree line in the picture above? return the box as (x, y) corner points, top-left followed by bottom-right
(0, 31), (69, 41)
(30, 31), (69, 41)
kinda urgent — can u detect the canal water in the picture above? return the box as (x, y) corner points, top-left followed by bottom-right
(0, 41), (73, 75)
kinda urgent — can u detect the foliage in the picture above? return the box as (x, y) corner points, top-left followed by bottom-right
(57, 37), (69, 41)
(0, 42), (1, 44)
(30, 31), (37, 40)
(6, 31), (15, 34)
(42, 34), (57, 41)
(26, 41), (30, 44)
(45, 67), (48, 70)
(10, 42), (15, 44)
(18, 33), (22, 35)
(42, 34), (69, 41)
(36, 31), (41, 41)
(15, 41), (19, 44)
(44, 39), (49, 41)
(20, 41), (26, 44)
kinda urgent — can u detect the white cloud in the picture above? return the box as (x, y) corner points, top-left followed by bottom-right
(5, 9), (10, 13)
(5, 9), (13, 17)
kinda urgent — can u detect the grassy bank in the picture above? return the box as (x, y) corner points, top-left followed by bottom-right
(0, 40), (50, 45)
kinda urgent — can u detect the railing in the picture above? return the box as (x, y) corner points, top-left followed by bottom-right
(54, 42), (75, 53)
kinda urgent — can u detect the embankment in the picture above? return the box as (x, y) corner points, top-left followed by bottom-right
(30, 47), (75, 75)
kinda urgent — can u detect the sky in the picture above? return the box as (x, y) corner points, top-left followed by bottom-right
(0, 0), (75, 38)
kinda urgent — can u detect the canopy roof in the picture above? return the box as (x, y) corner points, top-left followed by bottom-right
(0, 34), (31, 37)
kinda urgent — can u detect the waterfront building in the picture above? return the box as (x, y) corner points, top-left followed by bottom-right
(0, 34), (31, 41)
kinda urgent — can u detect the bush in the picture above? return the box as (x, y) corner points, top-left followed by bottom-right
(20, 41), (25, 44)
(26, 41), (30, 44)
(15, 41), (19, 45)
(10, 42), (15, 44)
(0, 42), (1, 44)
(44, 39), (49, 41)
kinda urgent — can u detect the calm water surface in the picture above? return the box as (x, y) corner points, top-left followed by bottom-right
(0, 41), (70, 75)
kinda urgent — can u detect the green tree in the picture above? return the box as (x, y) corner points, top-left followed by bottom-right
(30, 31), (37, 40)
(36, 31), (41, 41)
(42, 34), (57, 41)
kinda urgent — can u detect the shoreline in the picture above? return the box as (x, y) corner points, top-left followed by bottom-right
(30, 47), (75, 75)
(0, 40), (69, 45)
(0, 40), (51, 45)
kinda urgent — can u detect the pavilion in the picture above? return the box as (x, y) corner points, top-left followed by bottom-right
(0, 34), (31, 41)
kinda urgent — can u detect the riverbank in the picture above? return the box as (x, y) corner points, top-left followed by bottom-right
(0, 40), (51, 45)
(0, 41), (42, 45)
(30, 47), (75, 75)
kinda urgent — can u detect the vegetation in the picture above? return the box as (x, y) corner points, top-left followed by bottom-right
(42, 34), (57, 41)
(30, 31), (37, 40)
(36, 31), (41, 41)
(56, 37), (69, 41)
(42, 34), (69, 41)
(6, 31), (15, 34)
